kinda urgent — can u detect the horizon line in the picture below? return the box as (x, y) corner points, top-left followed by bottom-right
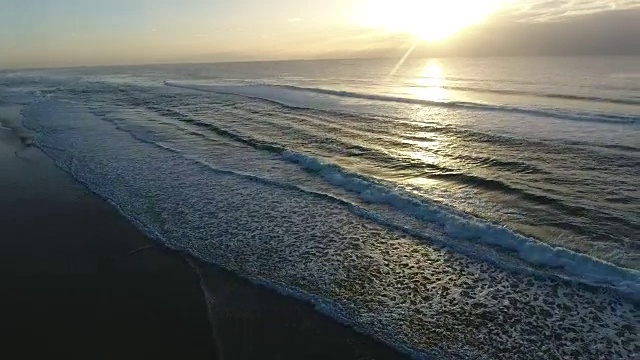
(2, 54), (639, 72)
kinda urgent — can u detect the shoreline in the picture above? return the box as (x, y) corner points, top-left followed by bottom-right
(0, 116), (402, 359)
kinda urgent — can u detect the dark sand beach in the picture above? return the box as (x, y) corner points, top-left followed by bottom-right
(0, 119), (402, 359)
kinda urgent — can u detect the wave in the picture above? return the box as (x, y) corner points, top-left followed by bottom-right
(35, 82), (638, 296)
(449, 154), (550, 174)
(21, 94), (639, 358)
(272, 84), (639, 125)
(83, 98), (639, 297)
(22, 107), (449, 359)
(86, 118), (551, 274)
(97, 113), (640, 297)
(280, 151), (640, 295)
(165, 81), (638, 126)
(411, 84), (640, 106)
(113, 100), (640, 295)
(564, 140), (640, 154)
(142, 105), (636, 233)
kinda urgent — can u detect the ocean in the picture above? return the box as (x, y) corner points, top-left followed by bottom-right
(1, 56), (638, 358)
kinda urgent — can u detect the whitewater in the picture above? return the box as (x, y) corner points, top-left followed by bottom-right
(1, 57), (638, 359)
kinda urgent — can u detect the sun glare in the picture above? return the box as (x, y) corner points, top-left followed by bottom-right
(357, 0), (509, 42)
(413, 60), (446, 101)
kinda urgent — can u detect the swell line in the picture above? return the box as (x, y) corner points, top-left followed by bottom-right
(273, 84), (639, 125)
(106, 114), (640, 297)
(165, 82), (638, 126)
(141, 105), (637, 232)
(92, 102), (640, 298)
(410, 84), (640, 106)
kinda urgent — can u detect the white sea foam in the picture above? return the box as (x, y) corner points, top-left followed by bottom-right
(280, 150), (640, 297)
(13, 79), (639, 298)
(17, 97), (639, 359)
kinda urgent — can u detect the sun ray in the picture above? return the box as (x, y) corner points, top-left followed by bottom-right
(388, 39), (420, 78)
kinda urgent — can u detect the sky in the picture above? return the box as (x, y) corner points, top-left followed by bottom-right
(1, 0), (639, 69)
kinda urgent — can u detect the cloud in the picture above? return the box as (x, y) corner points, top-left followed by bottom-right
(415, 8), (640, 56)
(2, 0), (639, 69)
(186, 6), (640, 64)
(506, 0), (640, 22)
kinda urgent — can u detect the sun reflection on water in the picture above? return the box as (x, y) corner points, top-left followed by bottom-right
(398, 132), (446, 189)
(412, 59), (447, 101)
(390, 60), (460, 191)
(402, 136), (441, 164)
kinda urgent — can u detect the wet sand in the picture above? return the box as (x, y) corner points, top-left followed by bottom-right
(0, 122), (403, 359)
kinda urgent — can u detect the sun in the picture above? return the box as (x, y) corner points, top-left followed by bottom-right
(356, 0), (509, 42)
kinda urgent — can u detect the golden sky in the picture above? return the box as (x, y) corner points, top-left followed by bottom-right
(1, 0), (639, 68)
